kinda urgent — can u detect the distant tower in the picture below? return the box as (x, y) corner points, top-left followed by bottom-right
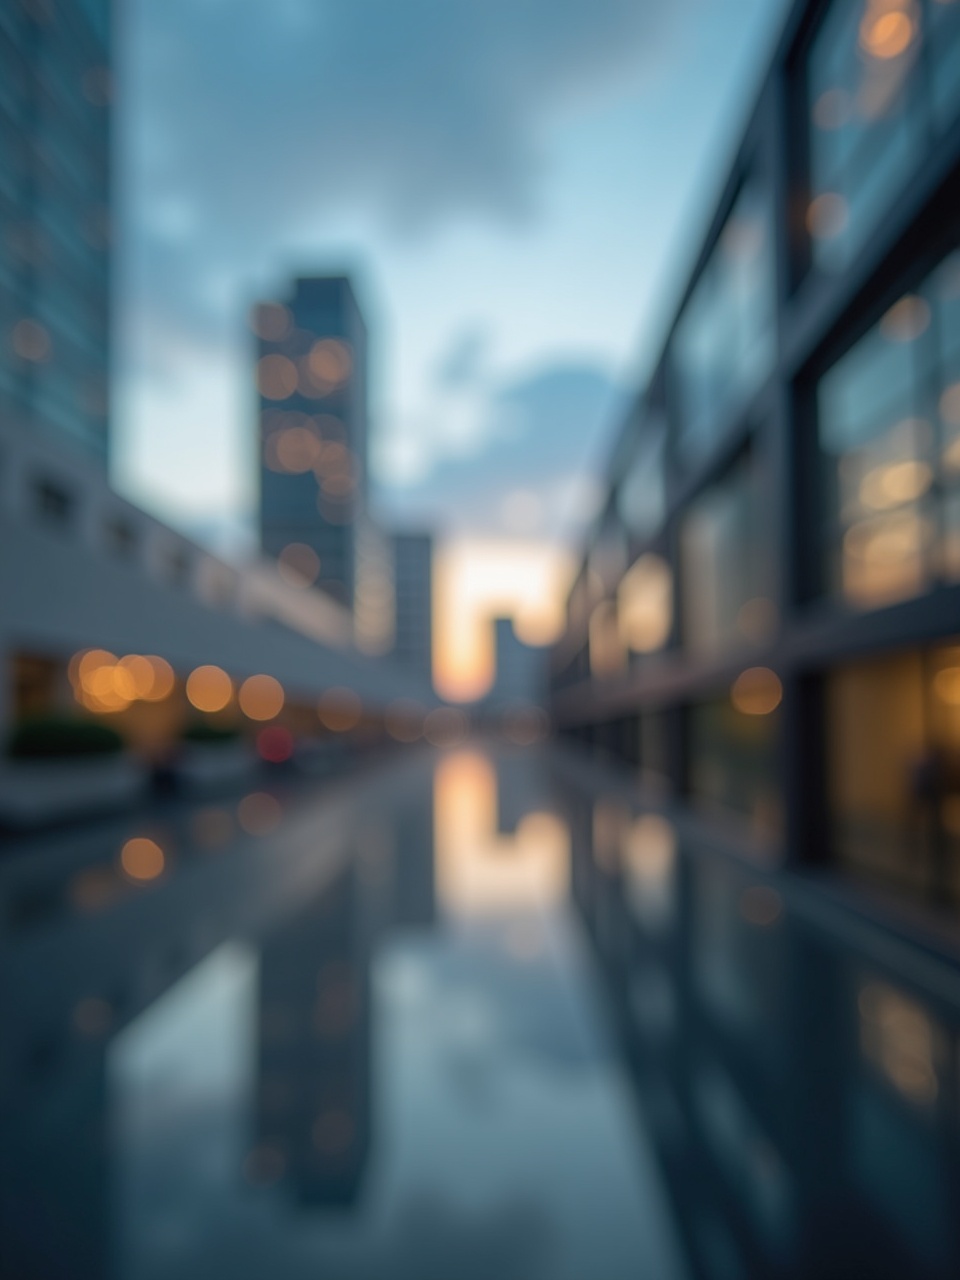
(489, 617), (548, 708)
(391, 533), (434, 689)
(254, 276), (368, 609)
(1, 0), (113, 463)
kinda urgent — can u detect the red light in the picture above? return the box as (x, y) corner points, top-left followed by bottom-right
(257, 726), (294, 763)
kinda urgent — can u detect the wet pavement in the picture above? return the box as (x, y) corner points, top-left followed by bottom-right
(1, 743), (959, 1279)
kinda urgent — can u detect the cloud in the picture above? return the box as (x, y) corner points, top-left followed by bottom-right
(122, 0), (677, 337)
(375, 359), (623, 542)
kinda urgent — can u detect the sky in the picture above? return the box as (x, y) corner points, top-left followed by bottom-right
(112, 0), (790, 697)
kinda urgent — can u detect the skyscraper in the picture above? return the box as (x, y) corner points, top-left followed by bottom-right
(0, 0), (112, 462)
(391, 532), (433, 688)
(255, 276), (368, 609)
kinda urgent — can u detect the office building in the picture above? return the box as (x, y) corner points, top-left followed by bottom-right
(552, 0), (960, 916)
(391, 532), (433, 688)
(0, 0), (112, 463)
(551, 4), (960, 1273)
(255, 276), (368, 610)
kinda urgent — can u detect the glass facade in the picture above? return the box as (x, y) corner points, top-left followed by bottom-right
(671, 176), (776, 466)
(680, 449), (776, 655)
(615, 417), (666, 540)
(807, 0), (960, 272)
(617, 553), (672, 656)
(0, 0), (112, 460)
(819, 249), (960, 609)
(688, 685), (783, 839)
(257, 278), (368, 608)
(827, 643), (960, 907)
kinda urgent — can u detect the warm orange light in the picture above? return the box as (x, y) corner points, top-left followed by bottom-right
(318, 687), (362, 731)
(186, 664), (233, 713)
(120, 837), (165, 882)
(933, 667), (960, 705)
(860, 6), (916, 59)
(239, 674), (284, 721)
(143, 655), (176, 701)
(257, 353), (298, 400)
(309, 338), (352, 384)
(115, 654), (155, 700)
(731, 667), (783, 716)
(274, 425), (322, 472)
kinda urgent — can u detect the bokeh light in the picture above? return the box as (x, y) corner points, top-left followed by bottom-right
(120, 837), (165, 882)
(186, 664), (233, 713)
(277, 542), (320, 588)
(257, 725), (294, 762)
(731, 667), (783, 716)
(239, 674), (284, 720)
(318, 687), (362, 731)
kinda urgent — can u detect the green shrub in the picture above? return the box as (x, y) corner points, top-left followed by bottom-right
(181, 722), (241, 745)
(7, 716), (124, 760)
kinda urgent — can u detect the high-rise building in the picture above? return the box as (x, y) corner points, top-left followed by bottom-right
(255, 276), (368, 609)
(489, 616), (547, 710)
(0, 0), (112, 462)
(391, 532), (433, 688)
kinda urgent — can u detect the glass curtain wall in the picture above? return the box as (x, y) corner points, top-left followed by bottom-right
(807, 0), (960, 272)
(671, 176), (776, 467)
(818, 249), (960, 608)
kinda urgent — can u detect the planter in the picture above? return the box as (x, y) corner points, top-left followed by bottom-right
(0, 756), (147, 829)
(174, 741), (257, 793)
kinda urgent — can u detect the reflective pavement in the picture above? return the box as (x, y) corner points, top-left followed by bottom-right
(1, 743), (959, 1279)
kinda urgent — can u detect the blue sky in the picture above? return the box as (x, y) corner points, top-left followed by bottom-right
(113, 0), (790, 553)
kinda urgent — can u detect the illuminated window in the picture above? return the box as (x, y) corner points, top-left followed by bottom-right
(828, 642), (960, 908)
(818, 250), (960, 609)
(617, 554), (672, 655)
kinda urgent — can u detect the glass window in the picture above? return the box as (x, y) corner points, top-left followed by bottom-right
(616, 417), (666, 540)
(818, 249), (960, 609)
(680, 449), (777, 656)
(931, 0), (960, 126)
(688, 669), (783, 839)
(806, 0), (960, 273)
(588, 600), (626, 678)
(671, 176), (776, 466)
(827, 642), (960, 909)
(617, 553), (673, 655)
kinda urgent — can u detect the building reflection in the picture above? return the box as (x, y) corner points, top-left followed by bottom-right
(563, 771), (960, 1280)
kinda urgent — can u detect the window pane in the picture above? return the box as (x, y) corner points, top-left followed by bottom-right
(807, 0), (926, 272)
(671, 178), (775, 465)
(617, 553), (673, 655)
(818, 249), (960, 607)
(616, 419), (666, 540)
(680, 451), (776, 656)
(827, 644), (960, 909)
(688, 682), (782, 838)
